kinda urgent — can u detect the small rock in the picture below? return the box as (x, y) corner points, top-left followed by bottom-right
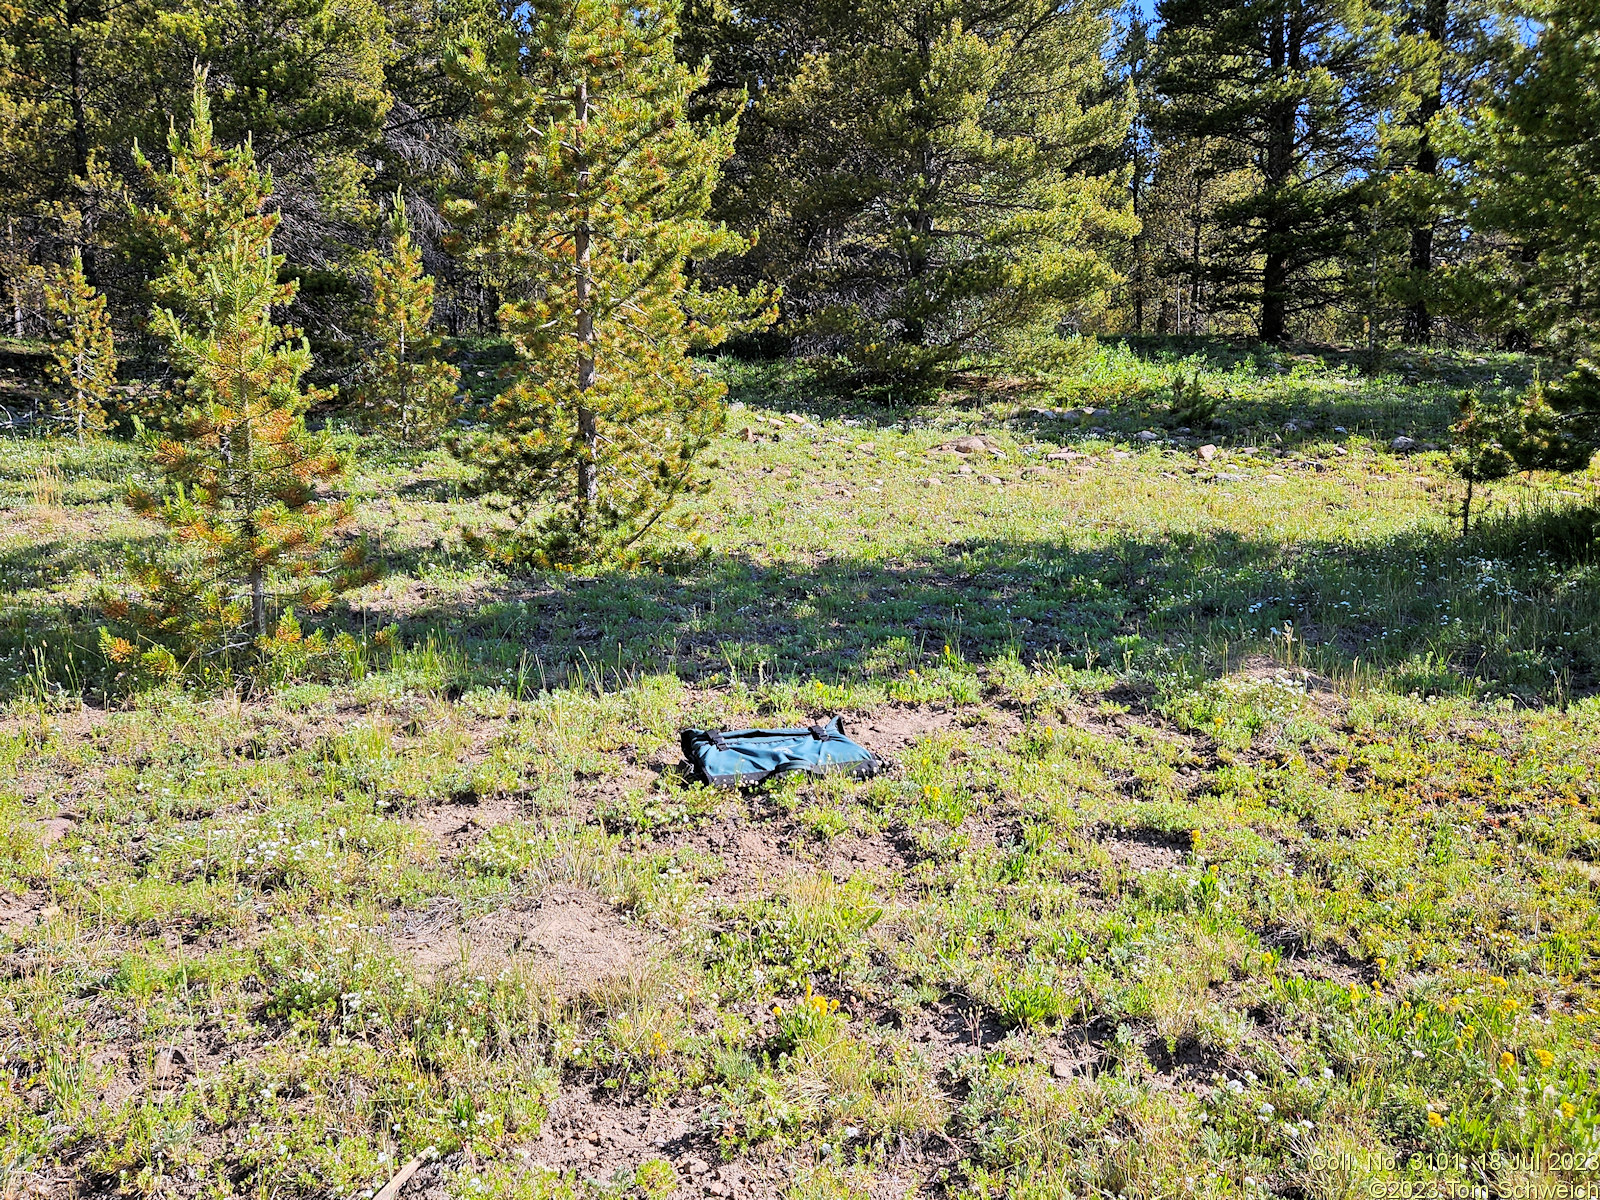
(1216, 471), (1248, 482)
(688, 1159), (711, 1177)
(856, 442), (875, 453)
(705, 1185), (731, 1198)
(948, 435), (988, 454)
(1421, 441), (1439, 451)
(957, 464), (974, 475)
(1331, 446), (1348, 457)
(1091, 407), (1111, 418)
(785, 412), (807, 425)
(1136, 430), (1160, 442)
(1264, 473), (1287, 482)
(921, 476), (942, 487)
(1391, 436), (1416, 451)
(983, 475), (1003, 485)
(1113, 451), (1130, 460)
(1051, 1060), (1074, 1079)
(1196, 444), (1217, 463)
(739, 426), (755, 441)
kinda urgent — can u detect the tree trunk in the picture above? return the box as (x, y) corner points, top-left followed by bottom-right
(5, 217), (21, 337)
(1261, 254), (1289, 343)
(1260, 12), (1297, 343)
(1403, 0), (1447, 345)
(901, 22), (935, 349)
(398, 325), (410, 443)
(1189, 172), (1203, 335)
(67, 2), (97, 286)
(251, 567), (266, 639)
(67, 5), (90, 183)
(574, 79), (599, 520)
(1131, 156), (1144, 332)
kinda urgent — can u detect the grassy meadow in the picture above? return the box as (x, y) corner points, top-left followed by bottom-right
(1, 339), (1599, 1198)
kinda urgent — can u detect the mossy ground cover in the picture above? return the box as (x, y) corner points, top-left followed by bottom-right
(1, 339), (1598, 1198)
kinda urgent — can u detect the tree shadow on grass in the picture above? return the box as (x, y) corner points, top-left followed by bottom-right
(368, 502), (1600, 706)
(4, 499), (1594, 707)
(715, 339), (1515, 444)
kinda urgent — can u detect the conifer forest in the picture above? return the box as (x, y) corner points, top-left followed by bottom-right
(1, 0), (1599, 1196)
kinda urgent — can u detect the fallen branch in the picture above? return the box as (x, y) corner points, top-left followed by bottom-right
(373, 1156), (423, 1200)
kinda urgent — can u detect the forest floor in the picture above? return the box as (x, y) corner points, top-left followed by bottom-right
(1, 338), (1598, 1199)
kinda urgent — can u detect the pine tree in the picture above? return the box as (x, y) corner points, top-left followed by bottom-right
(42, 248), (115, 439)
(129, 69), (278, 333)
(443, 0), (773, 566)
(358, 190), (460, 445)
(1463, 0), (1600, 351)
(687, 0), (1134, 394)
(1367, 0), (1496, 345)
(115, 77), (366, 651)
(1452, 365), (1600, 518)
(1153, 0), (1390, 342)
(1122, 136), (1259, 336)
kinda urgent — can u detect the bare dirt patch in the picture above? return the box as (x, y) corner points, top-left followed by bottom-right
(848, 706), (962, 764)
(1102, 831), (1188, 872)
(904, 998), (1014, 1065)
(391, 887), (657, 993)
(676, 815), (807, 902)
(518, 1085), (938, 1198)
(409, 790), (519, 856)
(0, 890), (48, 939)
(824, 830), (910, 880)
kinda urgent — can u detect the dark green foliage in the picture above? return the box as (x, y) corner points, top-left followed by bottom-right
(1454, 366), (1600, 485)
(1165, 368), (1218, 427)
(1152, 0), (1390, 341)
(1462, 0), (1600, 350)
(688, 0), (1134, 396)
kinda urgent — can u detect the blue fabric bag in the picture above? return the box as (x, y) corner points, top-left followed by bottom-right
(679, 716), (880, 788)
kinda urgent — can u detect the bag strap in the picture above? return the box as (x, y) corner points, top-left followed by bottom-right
(708, 729), (729, 751)
(808, 724), (827, 740)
